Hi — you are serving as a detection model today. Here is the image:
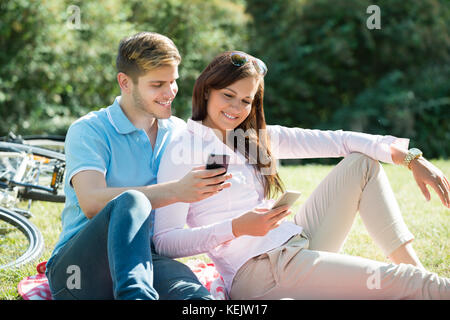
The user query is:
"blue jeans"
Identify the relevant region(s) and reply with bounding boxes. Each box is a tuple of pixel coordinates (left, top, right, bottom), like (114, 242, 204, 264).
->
(46, 190, 212, 300)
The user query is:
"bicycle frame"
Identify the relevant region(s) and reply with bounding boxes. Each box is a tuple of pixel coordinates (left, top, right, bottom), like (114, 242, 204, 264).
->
(0, 142, 66, 208)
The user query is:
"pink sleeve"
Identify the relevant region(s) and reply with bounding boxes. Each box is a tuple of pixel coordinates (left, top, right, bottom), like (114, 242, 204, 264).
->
(267, 125, 410, 164)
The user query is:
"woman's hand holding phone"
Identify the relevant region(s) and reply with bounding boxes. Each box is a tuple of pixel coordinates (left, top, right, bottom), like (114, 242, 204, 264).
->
(231, 191, 300, 237)
(231, 205, 292, 237)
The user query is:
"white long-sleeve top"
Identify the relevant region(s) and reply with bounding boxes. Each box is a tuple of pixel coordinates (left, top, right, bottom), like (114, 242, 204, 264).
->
(153, 119, 409, 292)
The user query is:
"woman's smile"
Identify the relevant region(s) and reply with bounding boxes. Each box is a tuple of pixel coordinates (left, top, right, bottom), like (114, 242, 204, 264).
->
(222, 111, 239, 120)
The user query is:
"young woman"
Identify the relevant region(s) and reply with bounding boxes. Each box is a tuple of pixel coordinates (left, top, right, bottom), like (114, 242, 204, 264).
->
(153, 51, 450, 299)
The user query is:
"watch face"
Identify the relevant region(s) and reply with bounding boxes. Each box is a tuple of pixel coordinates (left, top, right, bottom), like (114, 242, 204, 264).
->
(404, 148, 423, 168)
(410, 148, 422, 157)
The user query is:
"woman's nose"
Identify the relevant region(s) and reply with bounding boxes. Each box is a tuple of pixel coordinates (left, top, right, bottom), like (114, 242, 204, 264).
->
(230, 100, 245, 111)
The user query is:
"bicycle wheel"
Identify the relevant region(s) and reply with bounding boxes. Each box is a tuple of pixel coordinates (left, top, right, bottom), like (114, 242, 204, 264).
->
(0, 206, 44, 269)
(0, 142, 66, 203)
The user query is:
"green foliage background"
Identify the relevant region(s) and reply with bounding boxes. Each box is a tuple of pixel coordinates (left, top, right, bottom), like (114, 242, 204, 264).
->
(1, 0, 449, 158)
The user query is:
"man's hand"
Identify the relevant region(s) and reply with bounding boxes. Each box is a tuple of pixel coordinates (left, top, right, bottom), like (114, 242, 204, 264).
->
(174, 166, 232, 203)
(410, 157, 450, 208)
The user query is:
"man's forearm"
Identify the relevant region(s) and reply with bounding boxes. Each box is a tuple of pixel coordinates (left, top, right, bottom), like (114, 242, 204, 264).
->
(81, 181, 180, 219)
(142, 180, 180, 209)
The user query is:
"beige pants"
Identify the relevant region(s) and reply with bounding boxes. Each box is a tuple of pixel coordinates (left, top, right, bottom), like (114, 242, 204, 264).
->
(230, 153, 450, 300)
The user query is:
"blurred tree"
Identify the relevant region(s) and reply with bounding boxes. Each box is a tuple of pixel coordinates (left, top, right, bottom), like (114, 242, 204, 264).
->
(0, 0, 248, 134)
(246, 0, 450, 159)
(0, 0, 133, 134)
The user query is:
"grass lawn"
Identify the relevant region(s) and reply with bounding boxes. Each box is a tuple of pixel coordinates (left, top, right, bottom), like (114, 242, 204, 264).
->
(1, 160, 449, 299)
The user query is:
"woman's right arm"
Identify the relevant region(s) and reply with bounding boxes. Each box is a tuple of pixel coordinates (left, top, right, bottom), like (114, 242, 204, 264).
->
(153, 202, 235, 258)
(153, 135, 291, 258)
(154, 202, 292, 258)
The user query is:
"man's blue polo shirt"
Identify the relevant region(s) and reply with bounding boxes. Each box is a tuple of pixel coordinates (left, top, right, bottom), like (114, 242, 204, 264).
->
(48, 96, 186, 263)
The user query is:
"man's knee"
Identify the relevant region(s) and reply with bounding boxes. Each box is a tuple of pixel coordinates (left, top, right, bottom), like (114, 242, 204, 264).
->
(113, 190, 152, 219)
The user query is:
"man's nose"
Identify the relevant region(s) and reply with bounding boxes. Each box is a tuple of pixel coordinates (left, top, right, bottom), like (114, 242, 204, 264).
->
(167, 82, 178, 99)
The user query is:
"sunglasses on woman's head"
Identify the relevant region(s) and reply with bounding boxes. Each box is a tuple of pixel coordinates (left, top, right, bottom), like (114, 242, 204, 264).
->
(230, 52, 268, 77)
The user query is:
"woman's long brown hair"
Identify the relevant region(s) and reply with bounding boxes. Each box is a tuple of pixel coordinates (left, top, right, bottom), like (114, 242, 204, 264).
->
(192, 51, 284, 199)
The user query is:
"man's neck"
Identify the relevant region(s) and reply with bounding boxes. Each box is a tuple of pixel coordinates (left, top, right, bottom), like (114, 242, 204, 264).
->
(119, 95, 157, 134)
(118, 95, 158, 147)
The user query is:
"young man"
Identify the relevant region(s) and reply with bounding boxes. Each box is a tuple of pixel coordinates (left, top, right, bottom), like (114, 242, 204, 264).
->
(45, 32, 232, 300)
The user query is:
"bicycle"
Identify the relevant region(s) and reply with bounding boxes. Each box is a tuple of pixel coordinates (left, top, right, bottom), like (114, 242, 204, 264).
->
(0, 139, 66, 270)
(0, 132, 65, 153)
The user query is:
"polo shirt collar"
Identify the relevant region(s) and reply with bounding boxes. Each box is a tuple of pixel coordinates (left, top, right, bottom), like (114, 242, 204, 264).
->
(107, 97, 138, 134)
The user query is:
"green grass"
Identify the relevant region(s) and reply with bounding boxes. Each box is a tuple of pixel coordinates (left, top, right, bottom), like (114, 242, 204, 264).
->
(1, 160, 449, 299)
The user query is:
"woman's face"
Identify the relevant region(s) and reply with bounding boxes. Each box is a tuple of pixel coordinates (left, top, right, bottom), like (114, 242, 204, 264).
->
(203, 76, 260, 140)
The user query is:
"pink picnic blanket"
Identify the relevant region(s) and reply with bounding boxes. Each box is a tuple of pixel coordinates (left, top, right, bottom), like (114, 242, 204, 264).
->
(18, 260, 228, 300)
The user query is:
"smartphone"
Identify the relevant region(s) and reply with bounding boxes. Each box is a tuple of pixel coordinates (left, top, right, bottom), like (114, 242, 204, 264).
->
(271, 190, 302, 209)
(206, 154, 230, 176)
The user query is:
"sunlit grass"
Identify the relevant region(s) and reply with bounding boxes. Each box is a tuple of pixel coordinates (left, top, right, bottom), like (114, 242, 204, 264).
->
(0, 160, 448, 299)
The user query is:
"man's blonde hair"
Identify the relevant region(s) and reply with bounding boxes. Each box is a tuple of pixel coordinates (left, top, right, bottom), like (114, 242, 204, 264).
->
(116, 32, 181, 82)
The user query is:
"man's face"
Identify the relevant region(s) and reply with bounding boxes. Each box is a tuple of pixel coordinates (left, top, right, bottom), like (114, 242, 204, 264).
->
(131, 64, 179, 119)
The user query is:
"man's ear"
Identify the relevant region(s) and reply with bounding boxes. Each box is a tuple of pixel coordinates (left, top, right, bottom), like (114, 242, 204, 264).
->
(117, 72, 133, 94)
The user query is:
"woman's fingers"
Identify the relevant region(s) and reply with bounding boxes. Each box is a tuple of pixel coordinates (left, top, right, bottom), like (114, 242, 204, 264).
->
(442, 176, 450, 208)
(417, 180, 431, 201)
(443, 176, 450, 192)
(427, 178, 449, 208)
(265, 205, 289, 219)
(437, 178, 449, 208)
(444, 176, 450, 189)
(269, 209, 292, 229)
(411, 158, 450, 208)
(267, 206, 291, 223)
(254, 207, 270, 212)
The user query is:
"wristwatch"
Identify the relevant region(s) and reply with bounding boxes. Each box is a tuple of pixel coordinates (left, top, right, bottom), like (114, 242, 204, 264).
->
(403, 148, 423, 170)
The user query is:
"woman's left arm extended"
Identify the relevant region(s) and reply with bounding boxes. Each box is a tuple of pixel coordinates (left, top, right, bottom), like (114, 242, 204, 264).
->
(267, 125, 449, 208)
(390, 144, 449, 208)
(267, 125, 409, 164)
